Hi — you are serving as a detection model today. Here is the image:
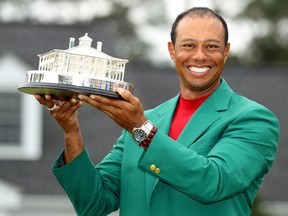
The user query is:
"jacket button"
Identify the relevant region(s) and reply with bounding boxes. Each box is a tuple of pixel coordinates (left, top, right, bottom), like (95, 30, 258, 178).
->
(150, 164, 156, 171)
(155, 168, 161, 174)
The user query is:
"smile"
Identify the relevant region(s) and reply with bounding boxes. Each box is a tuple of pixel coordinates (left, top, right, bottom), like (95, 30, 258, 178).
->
(188, 66, 211, 73)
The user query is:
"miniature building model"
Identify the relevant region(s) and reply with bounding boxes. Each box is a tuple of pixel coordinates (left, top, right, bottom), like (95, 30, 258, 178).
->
(38, 33, 128, 82)
(18, 33, 133, 99)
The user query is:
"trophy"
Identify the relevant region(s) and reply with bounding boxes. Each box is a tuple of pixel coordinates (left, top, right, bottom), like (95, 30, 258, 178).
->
(18, 33, 133, 99)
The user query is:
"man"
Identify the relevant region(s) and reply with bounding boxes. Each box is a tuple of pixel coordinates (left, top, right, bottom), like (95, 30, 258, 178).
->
(35, 7, 279, 216)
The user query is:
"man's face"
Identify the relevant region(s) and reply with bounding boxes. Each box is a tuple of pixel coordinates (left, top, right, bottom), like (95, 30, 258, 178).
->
(168, 16, 230, 99)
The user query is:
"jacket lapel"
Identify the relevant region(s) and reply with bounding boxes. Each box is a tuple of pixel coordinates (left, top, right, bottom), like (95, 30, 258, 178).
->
(177, 97, 221, 146)
(178, 79, 233, 146)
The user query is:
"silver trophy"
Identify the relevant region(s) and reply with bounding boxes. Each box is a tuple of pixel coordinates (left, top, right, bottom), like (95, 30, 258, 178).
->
(18, 33, 133, 99)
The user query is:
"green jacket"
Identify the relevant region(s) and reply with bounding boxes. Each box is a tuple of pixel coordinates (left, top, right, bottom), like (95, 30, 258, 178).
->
(52, 79, 279, 216)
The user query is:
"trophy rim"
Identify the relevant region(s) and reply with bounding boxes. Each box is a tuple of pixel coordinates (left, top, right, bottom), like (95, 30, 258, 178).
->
(18, 82, 124, 100)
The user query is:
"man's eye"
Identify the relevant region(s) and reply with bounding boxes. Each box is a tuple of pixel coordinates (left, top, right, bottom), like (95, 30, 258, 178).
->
(183, 44, 195, 48)
(207, 44, 219, 49)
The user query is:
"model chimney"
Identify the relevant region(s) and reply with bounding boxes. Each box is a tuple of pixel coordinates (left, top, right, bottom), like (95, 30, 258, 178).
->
(97, 41, 102, 52)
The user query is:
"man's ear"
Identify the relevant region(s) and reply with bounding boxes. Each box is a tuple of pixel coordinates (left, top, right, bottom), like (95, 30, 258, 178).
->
(224, 42, 230, 63)
(168, 42, 175, 62)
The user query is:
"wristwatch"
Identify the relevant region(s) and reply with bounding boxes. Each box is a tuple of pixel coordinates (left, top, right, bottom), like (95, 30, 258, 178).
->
(132, 120, 154, 143)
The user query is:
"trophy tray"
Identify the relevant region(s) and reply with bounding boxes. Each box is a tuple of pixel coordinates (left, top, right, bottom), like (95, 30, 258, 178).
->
(18, 82, 124, 100)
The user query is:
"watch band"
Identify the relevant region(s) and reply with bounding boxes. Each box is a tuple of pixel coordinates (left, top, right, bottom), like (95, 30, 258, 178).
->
(142, 120, 154, 132)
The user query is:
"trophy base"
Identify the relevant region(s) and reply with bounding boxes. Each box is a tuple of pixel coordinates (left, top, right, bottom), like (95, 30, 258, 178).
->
(18, 82, 123, 100)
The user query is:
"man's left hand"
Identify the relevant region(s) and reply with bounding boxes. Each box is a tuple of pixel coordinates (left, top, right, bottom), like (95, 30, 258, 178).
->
(78, 88, 147, 133)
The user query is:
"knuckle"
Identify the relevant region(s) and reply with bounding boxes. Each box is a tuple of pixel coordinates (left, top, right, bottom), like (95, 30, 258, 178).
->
(133, 98, 140, 106)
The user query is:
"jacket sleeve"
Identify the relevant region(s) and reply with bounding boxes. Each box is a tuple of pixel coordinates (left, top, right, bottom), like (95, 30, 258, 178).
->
(52, 130, 127, 216)
(138, 106, 279, 204)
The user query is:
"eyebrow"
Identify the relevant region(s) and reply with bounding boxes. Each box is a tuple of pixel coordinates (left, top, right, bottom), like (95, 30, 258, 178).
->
(179, 38, 222, 44)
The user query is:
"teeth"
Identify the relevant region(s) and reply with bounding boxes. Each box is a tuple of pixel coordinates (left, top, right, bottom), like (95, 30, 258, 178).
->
(189, 67, 210, 73)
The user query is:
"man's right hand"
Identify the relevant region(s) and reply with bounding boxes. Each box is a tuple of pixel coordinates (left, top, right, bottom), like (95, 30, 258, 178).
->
(34, 94, 83, 133)
(34, 94, 85, 164)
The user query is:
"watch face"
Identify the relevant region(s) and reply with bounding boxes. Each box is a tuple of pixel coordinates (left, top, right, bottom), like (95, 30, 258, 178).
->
(133, 129, 147, 142)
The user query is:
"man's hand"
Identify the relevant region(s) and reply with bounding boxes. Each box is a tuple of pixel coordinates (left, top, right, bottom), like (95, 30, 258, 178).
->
(34, 94, 84, 164)
(78, 88, 147, 133)
(34, 94, 83, 133)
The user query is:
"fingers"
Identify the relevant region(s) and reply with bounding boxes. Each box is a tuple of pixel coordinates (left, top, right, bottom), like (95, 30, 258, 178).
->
(47, 103, 60, 111)
(78, 88, 141, 114)
(35, 94, 54, 109)
(78, 89, 145, 132)
(57, 98, 83, 115)
(82, 88, 138, 110)
(78, 94, 115, 114)
(34, 95, 83, 134)
(34, 94, 83, 113)
(113, 88, 138, 105)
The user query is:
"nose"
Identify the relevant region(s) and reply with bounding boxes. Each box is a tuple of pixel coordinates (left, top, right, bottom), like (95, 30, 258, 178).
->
(192, 46, 207, 62)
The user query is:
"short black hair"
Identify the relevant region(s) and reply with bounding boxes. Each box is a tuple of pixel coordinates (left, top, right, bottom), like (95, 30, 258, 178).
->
(170, 7, 229, 46)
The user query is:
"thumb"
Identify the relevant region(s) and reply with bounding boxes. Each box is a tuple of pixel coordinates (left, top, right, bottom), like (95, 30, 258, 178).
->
(114, 88, 132, 101)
